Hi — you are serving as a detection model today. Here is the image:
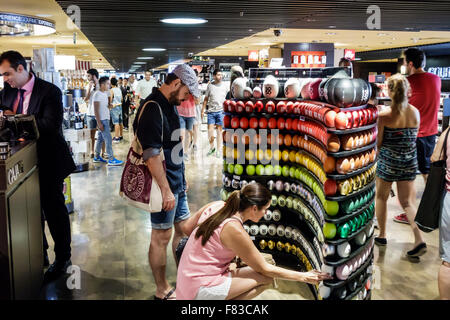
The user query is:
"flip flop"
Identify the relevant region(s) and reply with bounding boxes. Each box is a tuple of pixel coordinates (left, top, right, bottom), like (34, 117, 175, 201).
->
(154, 287, 176, 300)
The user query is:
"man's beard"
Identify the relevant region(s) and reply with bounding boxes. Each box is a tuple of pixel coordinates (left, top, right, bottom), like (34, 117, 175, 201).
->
(168, 87, 184, 105)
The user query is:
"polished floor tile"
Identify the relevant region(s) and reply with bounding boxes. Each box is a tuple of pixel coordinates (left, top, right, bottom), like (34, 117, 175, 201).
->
(41, 121, 443, 300)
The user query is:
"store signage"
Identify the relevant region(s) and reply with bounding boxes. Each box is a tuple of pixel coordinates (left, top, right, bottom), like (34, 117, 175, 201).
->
(291, 51, 326, 68)
(344, 49, 356, 61)
(248, 50, 259, 62)
(428, 67, 450, 80)
(0, 13, 55, 28)
(7, 161, 24, 186)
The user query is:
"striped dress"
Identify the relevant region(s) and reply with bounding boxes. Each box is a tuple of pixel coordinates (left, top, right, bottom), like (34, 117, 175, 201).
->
(376, 127, 418, 182)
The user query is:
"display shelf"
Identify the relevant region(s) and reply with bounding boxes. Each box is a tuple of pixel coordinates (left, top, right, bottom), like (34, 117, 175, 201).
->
(326, 123, 377, 135)
(283, 206, 324, 247)
(327, 141, 377, 158)
(345, 274, 371, 300)
(326, 180, 376, 202)
(323, 219, 373, 246)
(323, 255, 373, 289)
(326, 161, 376, 180)
(323, 235, 374, 266)
(324, 198, 374, 224)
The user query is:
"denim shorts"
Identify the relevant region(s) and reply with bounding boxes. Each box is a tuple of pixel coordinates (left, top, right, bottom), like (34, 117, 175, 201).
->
(151, 191, 190, 229)
(207, 111, 224, 126)
(416, 135, 436, 174)
(110, 106, 123, 125)
(86, 115, 97, 129)
(179, 116, 196, 131)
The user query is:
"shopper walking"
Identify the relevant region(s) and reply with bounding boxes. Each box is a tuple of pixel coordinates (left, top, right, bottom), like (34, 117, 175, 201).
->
(177, 93, 197, 161)
(136, 71, 158, 106)
(109, 77, 124, 143)
(92, 77, 123, 166)
(176, 183, 332, 300)
(133, 64, 200, 300)
(375, 74, 427, 258)
(202, 69, 228, 157)
(430, 127, 450, 299)
(0, 51, 76, 282)
(85, 68, 105, 158)
(121, 77, 131, 130)
(394, 48, 442, 224)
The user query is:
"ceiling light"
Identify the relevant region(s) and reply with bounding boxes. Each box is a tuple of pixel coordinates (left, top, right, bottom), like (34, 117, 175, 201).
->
(143, 48, 166, 52)
(134, 62, 146, 64)
(326, 32, 337, 36)
(329, 26, 336, 28)
(36, 14, 53, 18)
(249, 29, 253, 32)
(160, 18, 208, 24)
(377, 33, 389, 36)
(137, 57, 154, 60)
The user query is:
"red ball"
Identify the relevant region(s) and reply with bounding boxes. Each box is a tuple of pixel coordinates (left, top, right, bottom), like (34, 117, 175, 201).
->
(223, 100, 230, 112)
(240, 117, 249, 129)
(249, 117, 259, 129)
(358, 110, 364, 126)
(259, 117, 268, 129)
(335, 112, 348, 130)
(231, 117, 240, 129)
(286, 101, 295, 114)
(245, 101, 255, 113)
(277, 118, 286, 130)
(265, 101, 276, 114)
(324, 179, 337, 196)
(268, 118, 278, 129)
(352, 111, 360, 128)
(325, 110, 337, 128)
(292, 119, 299, 132)
(223, 115, 231, 128)
(277, 101, 286, 114)
(236, 101, 245, 113)
(255, 101, 264, 113)
(345, 112, 353, 129)
(285, 118, 293, 131)
(229, 101, 236, 113)
(293, 102, 301, 114)
(309, 78, 323, 101)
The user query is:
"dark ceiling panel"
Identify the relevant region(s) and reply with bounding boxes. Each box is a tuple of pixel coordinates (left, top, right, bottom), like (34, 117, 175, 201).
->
(55, 0, 450, 72)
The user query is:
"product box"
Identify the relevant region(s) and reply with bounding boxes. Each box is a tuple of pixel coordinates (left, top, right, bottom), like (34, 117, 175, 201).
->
(71, 140, 91, 154)
(64, 129, 84, 142)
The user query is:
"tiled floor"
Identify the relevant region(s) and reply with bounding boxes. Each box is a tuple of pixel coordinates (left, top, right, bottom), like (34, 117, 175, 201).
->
(41, 121, 443, 300)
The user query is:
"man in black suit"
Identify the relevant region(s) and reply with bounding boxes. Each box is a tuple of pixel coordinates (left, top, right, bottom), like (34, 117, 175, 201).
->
(0, 51, 76, 282)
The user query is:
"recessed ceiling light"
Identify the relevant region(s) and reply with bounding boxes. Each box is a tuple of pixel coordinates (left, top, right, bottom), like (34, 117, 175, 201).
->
(329, 25, 336, 28)
(134, 62, 146, 64)
(160, 18, 208, 24)
(377, 33, 389, 36)
(326, 32, 337, 35)
(137, 57, 154, 60)
(249, 29, 253, 32)
(143, 48, 166, 52)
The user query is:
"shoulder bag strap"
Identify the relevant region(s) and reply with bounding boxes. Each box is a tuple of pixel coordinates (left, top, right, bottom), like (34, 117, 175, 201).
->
(134, 100, 164, 155)
(440, 128, 450, 164)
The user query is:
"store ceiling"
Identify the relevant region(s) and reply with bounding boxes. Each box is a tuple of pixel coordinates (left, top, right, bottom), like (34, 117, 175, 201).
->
(53, 0, 450, 72)
(0, 0, 113, 70)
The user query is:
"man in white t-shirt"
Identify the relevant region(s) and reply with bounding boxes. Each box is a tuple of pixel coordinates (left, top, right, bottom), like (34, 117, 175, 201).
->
(85, 68, 104, 157)
(92, 77, 123, 166)
(136, 71, 158, 105)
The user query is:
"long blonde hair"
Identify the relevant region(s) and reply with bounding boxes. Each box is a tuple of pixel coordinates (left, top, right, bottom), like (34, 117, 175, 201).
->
(387, 73, 410, 113)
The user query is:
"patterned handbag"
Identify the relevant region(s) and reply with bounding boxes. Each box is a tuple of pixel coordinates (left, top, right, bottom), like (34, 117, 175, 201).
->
(119, 100, 165, 213)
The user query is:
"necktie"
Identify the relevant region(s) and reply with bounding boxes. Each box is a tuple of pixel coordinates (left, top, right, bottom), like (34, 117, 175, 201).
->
(16, 89, 26, 114)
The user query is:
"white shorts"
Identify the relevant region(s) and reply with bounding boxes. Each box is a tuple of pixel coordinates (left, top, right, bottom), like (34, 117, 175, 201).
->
(194, 273, 232, 300)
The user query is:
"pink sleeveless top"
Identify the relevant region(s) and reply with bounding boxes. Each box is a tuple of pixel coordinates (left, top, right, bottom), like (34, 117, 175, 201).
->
(446, 134, 450, 192)
(176, 201, 243, 300)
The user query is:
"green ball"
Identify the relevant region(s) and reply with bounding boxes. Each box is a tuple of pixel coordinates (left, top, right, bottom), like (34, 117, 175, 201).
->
(361, 212, 368, 225)
(282, 165, 290, 177)
(246, 165, 256, 176)
(223, 162, 228, 172)
(234, 164, 244, 176)
(271, 195, 278, 207)
(278, 195, 287, 207)
(295, 168, 302, 180)
(325, 200, 339, 216)
(256, 165, 265, 176)
(265, 164, 274, 176)
(355, 216, 362, 229)
(323, 223, 337, 240)
(274, 165, 282, 176)
(227, 164, 235, 175)
(348, 219, 357, 233)
(288, 167, 295, 178)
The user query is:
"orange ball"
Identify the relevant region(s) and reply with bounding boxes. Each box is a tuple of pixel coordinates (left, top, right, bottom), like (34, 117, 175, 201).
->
(292, 135, 299, 148)
(284, 134, 292, 147)
(327, 134, 341, 152)
(324, 156, 336, 173)
(335, 112, 348, 130)
(336, 158, 350, 174)
(325, 110, 337, 127)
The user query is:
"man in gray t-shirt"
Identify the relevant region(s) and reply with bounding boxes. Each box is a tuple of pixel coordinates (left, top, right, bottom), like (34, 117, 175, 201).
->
(201, 70, 229, 157)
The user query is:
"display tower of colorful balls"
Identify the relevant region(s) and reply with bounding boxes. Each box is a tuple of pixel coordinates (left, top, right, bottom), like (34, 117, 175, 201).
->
(221, 72, 378, 300)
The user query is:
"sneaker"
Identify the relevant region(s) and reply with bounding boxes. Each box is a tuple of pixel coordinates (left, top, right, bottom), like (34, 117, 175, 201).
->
(207, 147, 216, 157)
(119, 136, 124, 141)
(108, 158, 124, 166)
(93, 156, 107, 163)
(393, 213, 410, 224)
(102, 153, 110, 159)
(113, 138, 120, 144)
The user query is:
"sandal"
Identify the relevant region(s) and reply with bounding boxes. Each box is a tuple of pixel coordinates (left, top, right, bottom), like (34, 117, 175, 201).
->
(154, 287, 176, 300)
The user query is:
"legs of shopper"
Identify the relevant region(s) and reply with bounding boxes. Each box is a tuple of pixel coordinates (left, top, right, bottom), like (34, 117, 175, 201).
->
(396, 180, 424, 247)
(40, 177, 71, 262)
(375, 178, 393, 239)
(208, 124, 216, 150)
(114, 124, 121, 139)
(149, 228, 175, 298)
(192, 123, 198, 148)
(101, 120, 114, 159)
(172, 222, 186, 266)
(90, 129, 96, 156)
(226, 266, 273, 300)
(216, 125, 223, 154)
(94, 128, 104, 158)
(439, 261, 450, 300)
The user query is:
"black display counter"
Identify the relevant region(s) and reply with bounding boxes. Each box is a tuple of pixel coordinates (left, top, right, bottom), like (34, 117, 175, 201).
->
(0, 141, 42, 300)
